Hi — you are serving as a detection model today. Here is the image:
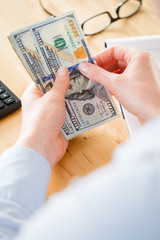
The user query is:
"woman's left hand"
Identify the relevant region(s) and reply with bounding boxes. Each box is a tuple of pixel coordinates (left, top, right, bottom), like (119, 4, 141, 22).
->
(16, 67, 69, 168)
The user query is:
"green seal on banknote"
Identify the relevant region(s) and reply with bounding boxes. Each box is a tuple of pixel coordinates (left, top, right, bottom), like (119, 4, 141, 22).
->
(54, 37, 66, 49)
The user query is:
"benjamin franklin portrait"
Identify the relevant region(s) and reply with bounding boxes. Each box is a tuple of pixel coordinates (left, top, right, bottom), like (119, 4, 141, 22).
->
(65, 69, 110, 102)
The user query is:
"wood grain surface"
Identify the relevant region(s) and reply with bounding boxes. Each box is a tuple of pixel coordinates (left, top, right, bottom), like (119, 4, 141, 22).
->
(0, 0, 160, 196)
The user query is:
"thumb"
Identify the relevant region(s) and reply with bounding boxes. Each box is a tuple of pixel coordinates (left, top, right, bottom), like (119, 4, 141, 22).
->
(79, 62, 117, 93)
(52, 67, 70, 96)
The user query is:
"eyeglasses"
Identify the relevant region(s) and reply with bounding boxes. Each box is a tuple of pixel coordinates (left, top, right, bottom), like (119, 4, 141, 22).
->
(39, 0, 142, 36)
(82, 0, 142, 36)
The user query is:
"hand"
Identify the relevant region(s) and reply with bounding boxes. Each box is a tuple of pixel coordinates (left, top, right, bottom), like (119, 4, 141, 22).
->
(79, 46, 160, 124)
(15, 67, 69, 168)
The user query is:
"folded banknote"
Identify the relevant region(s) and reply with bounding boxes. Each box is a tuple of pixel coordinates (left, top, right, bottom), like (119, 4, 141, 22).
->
(8, 11, 119, 139)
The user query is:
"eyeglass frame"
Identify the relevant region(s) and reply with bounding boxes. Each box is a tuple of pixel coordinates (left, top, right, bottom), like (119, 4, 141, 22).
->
(81, 0, 142, 36)
(39, 0, 142, 36)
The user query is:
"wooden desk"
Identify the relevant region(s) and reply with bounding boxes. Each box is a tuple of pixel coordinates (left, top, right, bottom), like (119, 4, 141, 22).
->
(0, 0, 160, 195)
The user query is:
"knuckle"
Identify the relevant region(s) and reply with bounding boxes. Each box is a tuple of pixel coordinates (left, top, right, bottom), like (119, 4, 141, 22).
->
(91, 64, 102, 79)
(57, 74, 69, 84)
(108, 74, 117, 91)
(52, 91, 65, 102)
(130, 50, 153, 68)
(94, 65, 101, 76)
(136, 50, 151, 61)
(96, 65, 102, 75)
(53, 81, 67, 94)
(58, 77, 67, 85)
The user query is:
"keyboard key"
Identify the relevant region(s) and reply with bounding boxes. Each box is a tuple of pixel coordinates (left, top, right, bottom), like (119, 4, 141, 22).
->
(4, 96, 15, 105)
(0, 87, 5, 94)
(0, 101, 5, 109)
(0, 92, 9, 99)
(0, 80, 21, 119)
(0, 92, 10, 100)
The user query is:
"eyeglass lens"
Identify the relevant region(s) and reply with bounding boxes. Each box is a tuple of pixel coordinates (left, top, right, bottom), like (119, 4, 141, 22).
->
(118, 0, 141, 18)
(83, 13, 112, 36)
(83, 0, 141, 35)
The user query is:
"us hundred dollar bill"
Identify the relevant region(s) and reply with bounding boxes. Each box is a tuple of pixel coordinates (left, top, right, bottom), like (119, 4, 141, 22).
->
(30, 12, 119, 139)
(9, 11, 119, 140)
(64, 63, 119, 139)
(30, 12, 92, 77)
(8, 20, 54, 93)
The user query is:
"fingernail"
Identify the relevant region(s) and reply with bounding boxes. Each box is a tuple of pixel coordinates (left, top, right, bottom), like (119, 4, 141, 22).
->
(57, 67, 67, 76)
(79, 63, 89, 74)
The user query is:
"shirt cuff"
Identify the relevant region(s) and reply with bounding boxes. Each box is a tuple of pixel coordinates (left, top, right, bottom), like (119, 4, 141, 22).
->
(0, 146, 51, 213)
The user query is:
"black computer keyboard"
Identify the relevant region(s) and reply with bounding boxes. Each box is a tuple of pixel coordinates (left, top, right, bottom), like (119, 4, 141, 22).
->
(0, 80, 21, 119)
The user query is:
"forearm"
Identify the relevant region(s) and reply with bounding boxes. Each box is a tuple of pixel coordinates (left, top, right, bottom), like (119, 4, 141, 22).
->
(0, 146, 51, 239)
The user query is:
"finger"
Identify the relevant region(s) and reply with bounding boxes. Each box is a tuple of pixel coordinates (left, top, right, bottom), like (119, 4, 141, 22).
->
(95, 45, 138, 67)
(100, 60, 126, 72)
(30, 83, 43, 97)
(79, 62, 118, 93)
(50, 67, 69, 97)
(21, 82, 42, 103)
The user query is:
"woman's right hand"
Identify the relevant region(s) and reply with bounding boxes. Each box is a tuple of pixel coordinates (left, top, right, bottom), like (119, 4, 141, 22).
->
(79, 46, 160, 124)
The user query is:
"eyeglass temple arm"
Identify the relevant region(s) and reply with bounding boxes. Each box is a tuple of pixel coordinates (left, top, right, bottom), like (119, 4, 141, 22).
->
(39, 0, 56, 17)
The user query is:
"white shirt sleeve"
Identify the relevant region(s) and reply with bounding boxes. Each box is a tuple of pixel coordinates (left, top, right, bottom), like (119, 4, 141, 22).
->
(0, 147, 51, 239)
(0, 116, 160, 240)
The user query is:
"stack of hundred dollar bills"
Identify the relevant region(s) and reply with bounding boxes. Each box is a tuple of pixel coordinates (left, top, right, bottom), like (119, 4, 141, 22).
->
(8, 11, 119, 140)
